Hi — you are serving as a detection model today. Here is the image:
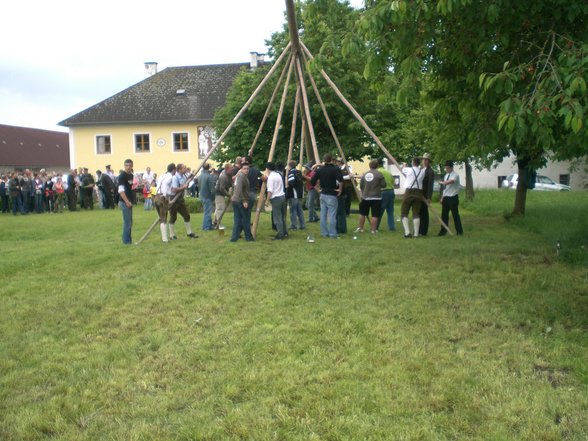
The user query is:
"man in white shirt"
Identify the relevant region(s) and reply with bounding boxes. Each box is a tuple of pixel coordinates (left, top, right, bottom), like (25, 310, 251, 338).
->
(400, 157, 425, 238)
(438, 160, 463, 236)
(154, 163, 176, 242)
(265, 162, 287, 240)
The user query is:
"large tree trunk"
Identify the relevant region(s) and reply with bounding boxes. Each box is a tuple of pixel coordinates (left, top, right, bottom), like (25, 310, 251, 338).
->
(512, 161, 528, 216)
(464, 160, 475, 201)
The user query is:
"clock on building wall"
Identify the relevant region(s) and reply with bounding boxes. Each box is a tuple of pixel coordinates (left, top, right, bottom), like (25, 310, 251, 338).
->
(157, 138, 166, 147)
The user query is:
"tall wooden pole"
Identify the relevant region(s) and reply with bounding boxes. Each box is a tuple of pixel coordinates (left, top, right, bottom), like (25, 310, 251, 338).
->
(302, 51, 362, 202)
(300, 42, 403, 173)
(248, 52, 293, 158)
(252, 56, 295, 238)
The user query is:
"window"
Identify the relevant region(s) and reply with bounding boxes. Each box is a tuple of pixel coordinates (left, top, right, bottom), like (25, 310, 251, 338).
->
(135, 134, 150, 152)
(173, 132, 189, 151)
(96, 135, 111, 154)
(559, 174, 570, 186)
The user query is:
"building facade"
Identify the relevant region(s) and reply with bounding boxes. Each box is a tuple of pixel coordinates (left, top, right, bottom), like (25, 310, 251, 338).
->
(59, 61, 255, 176)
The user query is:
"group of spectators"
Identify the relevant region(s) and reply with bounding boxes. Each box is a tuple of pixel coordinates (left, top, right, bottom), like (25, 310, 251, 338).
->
(0, 165, 134, 215)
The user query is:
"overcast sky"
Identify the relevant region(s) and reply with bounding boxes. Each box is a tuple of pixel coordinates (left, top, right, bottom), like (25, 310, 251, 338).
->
(0, 0, 362, 133)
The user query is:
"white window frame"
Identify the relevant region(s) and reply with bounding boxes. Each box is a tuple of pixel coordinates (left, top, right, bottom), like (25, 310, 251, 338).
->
(95, 134, 112, 155)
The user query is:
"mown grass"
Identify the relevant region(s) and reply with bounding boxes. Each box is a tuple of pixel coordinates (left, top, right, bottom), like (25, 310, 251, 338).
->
(1, 190, 587, 441)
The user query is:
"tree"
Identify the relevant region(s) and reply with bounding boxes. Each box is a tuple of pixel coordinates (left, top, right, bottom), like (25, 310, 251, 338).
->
(352, 0, 588, 215)
(213, 0, 400, 167)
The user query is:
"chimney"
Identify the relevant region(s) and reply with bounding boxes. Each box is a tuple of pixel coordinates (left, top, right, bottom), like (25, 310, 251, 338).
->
(249, 52, 266, 69)
(144, 62, 158, 76)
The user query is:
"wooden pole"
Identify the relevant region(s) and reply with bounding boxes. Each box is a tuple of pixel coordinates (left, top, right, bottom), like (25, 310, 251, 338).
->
(302, 51, 362, 202)
(295, 56, 321, 163)
(252, 55, 295, 238)
(248, 52, 293, 157)
(300, 42, 452, 236)
(422, 197, 453, 235)
(286, 88, 300, 165)
(136, 43, 291, 244)
(300, 42, 403, 173)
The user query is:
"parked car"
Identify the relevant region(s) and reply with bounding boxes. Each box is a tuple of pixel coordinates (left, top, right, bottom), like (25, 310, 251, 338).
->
(502, 174, 571, 191)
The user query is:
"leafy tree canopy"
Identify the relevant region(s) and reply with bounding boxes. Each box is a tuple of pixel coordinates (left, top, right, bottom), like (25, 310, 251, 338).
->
(350, 0, 588, 170)
(213, 0, 404, 167)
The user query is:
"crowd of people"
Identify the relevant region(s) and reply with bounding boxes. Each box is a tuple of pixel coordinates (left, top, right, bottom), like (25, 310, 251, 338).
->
(0, 164, 152, 216)
(2, 153, 463, 243)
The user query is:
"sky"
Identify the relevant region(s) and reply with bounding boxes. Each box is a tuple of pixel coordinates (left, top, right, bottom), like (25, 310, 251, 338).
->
(0, 0, 362, 133)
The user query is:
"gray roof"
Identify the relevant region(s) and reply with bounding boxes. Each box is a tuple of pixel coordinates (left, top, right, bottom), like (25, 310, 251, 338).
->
(59, 63, 249, 127)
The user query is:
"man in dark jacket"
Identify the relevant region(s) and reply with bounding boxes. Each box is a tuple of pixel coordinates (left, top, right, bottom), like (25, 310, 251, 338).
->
(286, 160, 305, 231)
(419, 153, 435, 236)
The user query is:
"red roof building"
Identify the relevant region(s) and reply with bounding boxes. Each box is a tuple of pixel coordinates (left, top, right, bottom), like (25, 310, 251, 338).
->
(0, 124, 69, 172)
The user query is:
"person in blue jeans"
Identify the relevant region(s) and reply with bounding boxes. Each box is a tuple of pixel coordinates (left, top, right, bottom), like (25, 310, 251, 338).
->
(117, 159, 135, 244)
(198, 163, 215, 231)
(310, 154, 344, 238)
(230, 164, 254, 242)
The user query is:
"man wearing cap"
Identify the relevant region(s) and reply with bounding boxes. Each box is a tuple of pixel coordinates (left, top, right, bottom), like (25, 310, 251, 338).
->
(419, 153, 435, 236)
(438, 160, 464, 236)
(265, 162, 287, 240)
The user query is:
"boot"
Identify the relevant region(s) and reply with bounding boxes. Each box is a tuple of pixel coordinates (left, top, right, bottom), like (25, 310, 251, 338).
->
(185, 221, 198, 238)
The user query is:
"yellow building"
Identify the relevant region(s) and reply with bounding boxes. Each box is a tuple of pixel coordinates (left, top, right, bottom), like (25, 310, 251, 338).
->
(59, 61, 254, 177)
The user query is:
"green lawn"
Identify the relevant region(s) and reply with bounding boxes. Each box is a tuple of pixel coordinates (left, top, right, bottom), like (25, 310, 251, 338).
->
(1, 191, 587, 440)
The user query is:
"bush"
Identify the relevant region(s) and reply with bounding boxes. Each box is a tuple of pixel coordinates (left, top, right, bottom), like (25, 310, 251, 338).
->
(185, 197, 203, 213)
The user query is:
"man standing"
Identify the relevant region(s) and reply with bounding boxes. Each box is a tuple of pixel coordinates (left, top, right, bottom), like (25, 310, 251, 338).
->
(302, 161, 318, 222)
(169, 163, 198, 240)
(438, 160, 464, 236)
(310, 153, 344, 239)
(400, 157, 425, 238)
(286, 160, 305, 231)
(355, 159, 386, 234)
(80, 167, 95, 209)
(0, 175, 8, 213)
(376, 158, 396, 231)
(230, 164, 254, 242)
(214, 163, 233, 226)
(265, 162, 287, 240)
(419, 153, 435, 236)
(198, 163, 215, 231)
(117, 159, 135, 245)
(66, 169, 78, 212)
(243, 156, 262, 209)
(154, 163, 176, 243)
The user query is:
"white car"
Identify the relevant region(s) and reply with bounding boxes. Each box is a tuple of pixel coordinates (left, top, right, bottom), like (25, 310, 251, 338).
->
(502, 174, 571, 191)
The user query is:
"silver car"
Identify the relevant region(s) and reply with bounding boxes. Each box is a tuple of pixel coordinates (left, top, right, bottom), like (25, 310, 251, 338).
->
(502, 174, 571, 191)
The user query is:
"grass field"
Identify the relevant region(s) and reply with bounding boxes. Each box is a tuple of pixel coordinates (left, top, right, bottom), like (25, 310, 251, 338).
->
(1, 190, 587, 440)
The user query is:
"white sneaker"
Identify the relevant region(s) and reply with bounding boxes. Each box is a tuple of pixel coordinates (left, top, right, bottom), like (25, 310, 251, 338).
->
(354, 228, 364, 233)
